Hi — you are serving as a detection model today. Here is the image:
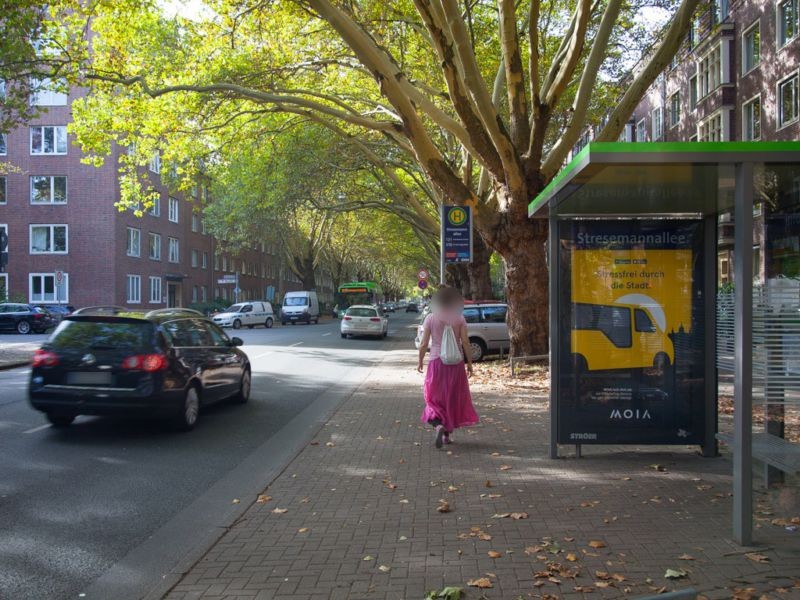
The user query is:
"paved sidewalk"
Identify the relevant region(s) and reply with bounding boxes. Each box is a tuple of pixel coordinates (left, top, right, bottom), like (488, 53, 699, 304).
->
(165, 348, 800, 600)
(0, 341, 38, 369)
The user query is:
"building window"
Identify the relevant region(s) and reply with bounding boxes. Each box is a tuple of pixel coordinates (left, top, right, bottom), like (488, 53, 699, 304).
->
(191, 249, 199, 268)
(149, 152, 161, 174)
(0, 133, 6, 155)
(148, 232, 161, 260)
(201, 286, 207, 302)
(742, 22, 760, 74)
(30, 126, 67, 155)
(0, 273, 7, 301)
(191, 213, 199, 232)
(222, 255, 228, 272)
(29, 77, 68, 106)
(713, 0, 729, 24)
(698, 43, 722, 99)
(651, 107, 664, 140)
(149, 276, 162, 303)
(201, 219, 207, 235)
(30, 273, 68, 302)
(168, 237, 180, 263)
(126, 275, 141, 304)
(149, 197, 160, 217)
(202, 252, 208, 269)
(30, 224, 67, 254)
(698, 111, 725, 141)
(192, 285, 199, 303)
(635, 118, 647, 142)
(778, 0, 799, 48)
(126, 227, 141, 257)
(689, 75, 698, 110)
(778, 73, 799, 128)
(668, 92, 681, 127)
(742, 95, 761, 141)
(30, 176, 67, 204)
(168, 197, 179, 223)
(0, 177, 6, 204)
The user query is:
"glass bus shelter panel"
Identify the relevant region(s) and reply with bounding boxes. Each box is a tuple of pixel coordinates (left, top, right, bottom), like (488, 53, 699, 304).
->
(759, 163, 800, 279)
(548, 163, 722, 217)
(555, 219, 708, 445)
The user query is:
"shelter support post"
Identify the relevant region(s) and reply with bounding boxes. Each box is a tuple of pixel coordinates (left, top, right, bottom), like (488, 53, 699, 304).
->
(733, 162, 754, 545)
(703, 215, 718, 457)
(549, 216, 559, 459)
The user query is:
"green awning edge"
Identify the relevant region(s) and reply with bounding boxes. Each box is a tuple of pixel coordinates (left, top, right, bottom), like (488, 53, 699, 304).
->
(528, 141, 800, 217)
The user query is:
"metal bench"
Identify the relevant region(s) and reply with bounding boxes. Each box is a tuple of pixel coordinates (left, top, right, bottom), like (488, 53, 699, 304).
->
(717, 432, 800, 476)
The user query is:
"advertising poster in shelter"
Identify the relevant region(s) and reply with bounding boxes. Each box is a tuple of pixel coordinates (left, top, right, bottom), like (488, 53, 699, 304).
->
(557, 220, 706, 445)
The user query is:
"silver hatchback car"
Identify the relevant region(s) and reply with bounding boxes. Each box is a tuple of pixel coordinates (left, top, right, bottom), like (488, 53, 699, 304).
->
(415, 302, 510, 361)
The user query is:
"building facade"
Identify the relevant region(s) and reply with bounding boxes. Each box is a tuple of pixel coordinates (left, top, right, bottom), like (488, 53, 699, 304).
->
(0, 83, 304, 309)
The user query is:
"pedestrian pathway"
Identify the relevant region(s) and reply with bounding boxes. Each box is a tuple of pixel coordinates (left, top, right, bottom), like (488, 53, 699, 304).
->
(164, 348, 799, 600)
(0, 340, 38, 369)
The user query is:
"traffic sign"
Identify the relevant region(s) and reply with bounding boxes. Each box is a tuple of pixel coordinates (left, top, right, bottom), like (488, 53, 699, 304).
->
(441, 205, 472, 264)
(418, 279, 428, 290)
(418, 268, 429, 280)
(220, 274, 237, 282)
(233, 287, 242, 295)
(217, 278, 234, 284)
(55, 270, 64, 285)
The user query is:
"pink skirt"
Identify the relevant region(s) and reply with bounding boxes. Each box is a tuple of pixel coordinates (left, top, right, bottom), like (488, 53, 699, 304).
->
(420, 358, 479, 432)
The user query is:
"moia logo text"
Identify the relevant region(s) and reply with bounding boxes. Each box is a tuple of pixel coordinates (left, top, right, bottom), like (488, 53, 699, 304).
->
(610, 409, 652, 420)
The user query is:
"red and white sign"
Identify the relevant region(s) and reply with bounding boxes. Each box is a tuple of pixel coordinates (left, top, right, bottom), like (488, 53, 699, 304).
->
(418, 269, 429, 280)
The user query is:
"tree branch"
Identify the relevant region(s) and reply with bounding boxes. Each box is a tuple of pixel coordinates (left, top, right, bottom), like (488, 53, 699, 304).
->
(541, 0, 592, 108)
(498, 0, 530, 149)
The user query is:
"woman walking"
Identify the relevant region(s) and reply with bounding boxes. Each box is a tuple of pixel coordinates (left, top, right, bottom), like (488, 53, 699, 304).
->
(416, 287, 479, 448)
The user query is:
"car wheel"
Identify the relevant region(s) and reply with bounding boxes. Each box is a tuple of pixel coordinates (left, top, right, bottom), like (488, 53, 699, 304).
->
(232, 319, 242, 330)
(247, 324, 254, 329)
(468, 338, 486, 362)
(46, 413, 75, 428)
(174, 386, 200, 431)
(233, 369, 251, 404)
(16, 320, 31, 335)
(383, 329, 388, 338)
(265, 318, 273, 329)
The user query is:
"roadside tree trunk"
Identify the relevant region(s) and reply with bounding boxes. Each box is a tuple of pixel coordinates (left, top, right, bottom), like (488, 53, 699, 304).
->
(468, 234, 493, 300)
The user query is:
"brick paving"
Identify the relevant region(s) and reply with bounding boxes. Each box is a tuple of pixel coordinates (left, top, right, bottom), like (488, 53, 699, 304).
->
(165, 348, 800, 600)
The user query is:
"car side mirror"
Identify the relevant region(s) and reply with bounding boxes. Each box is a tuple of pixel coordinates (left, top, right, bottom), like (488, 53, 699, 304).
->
(230, 337, 243, 347)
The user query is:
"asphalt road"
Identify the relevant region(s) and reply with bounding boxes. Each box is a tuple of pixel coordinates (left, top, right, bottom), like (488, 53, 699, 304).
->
(0, 312, 421, 600)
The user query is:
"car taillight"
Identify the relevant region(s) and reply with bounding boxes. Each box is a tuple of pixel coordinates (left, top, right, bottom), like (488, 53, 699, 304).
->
(343, 316, 352, 320)
(32, 349, 59, 367)
(33, 313, 43, 320)
(370, 317, 381, 322)
(122, 354, 168, 372)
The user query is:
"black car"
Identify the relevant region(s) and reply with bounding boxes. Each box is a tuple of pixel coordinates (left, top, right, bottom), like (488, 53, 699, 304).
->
(29, 308, 251, 431)
(405, 302, 419, 313)
(35, 304, 76, 322)
(0, 303, 57, 334)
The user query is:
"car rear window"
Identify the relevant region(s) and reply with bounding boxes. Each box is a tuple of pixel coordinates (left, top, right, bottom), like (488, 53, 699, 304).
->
(347, 308, 377, 317)
(284, 297, 308, 306)
(49, 319, 154, 350)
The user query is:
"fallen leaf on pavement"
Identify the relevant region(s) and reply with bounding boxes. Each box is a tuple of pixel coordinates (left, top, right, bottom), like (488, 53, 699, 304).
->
(325, 442, 335, 447)
(511, 512, 529, 520)
(272, 508, 288, 514)
(745, 552, 770, 563)
(492, 513, 511, 519)
(309, 441, 319, 445)
(487, 551, 502, 558)
(574, 585, 595, 592)
(256, 495, 272, 503)
(466, 578, 493, 589)
(231, 498, 240, 504)
(678, 554, 695, 561)
(424, 587, 463, 600)
(649, 464, 667, 472)
(664, 568, 688, 579)
(499, 465, 512, 471)
(378, 565, 391, 572)
(298, 527, 309, 533)
(437, 499, 452, 513)
(447, 485, 459, 493)
(485, 480, 493, 487)
(588, 540, 607, 549)
(399, 499, 410, 504)
(566, 553, 578, 562)
(595, 581, 611, 588)
(363, 555, 374, 561)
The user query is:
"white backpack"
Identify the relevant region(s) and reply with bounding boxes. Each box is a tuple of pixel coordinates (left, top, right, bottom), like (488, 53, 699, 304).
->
(439, 319, 462, 365)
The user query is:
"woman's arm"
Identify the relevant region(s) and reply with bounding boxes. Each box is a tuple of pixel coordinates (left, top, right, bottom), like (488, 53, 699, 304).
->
(417, 329, 431, 373)
(460, 325, 474, 377)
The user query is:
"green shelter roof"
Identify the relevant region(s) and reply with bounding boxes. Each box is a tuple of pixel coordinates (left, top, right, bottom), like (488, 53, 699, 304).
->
(528, 141, 800, 218)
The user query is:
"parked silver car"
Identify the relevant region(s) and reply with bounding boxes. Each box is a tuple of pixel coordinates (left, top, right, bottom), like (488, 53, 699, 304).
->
(415, 302, 510, 361)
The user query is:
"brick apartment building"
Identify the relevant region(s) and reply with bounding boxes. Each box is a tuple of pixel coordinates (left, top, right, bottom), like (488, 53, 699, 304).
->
(572, 0, 800, 283)
(0, 83, 310, 310)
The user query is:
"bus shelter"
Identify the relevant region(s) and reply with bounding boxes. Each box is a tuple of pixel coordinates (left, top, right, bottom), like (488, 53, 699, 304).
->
(528, 142, 800, 544)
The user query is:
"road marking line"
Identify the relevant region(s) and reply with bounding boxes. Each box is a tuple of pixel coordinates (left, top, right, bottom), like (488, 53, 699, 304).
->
(254, 351, 274, 359)
(322, 332, 331, 336)
(289, 342, 304, 347)
(23, 424, 51, 434)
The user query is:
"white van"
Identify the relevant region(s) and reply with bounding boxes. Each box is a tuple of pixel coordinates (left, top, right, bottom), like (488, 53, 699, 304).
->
(281, 291, 320, 325)
(212, 301, 275, 329)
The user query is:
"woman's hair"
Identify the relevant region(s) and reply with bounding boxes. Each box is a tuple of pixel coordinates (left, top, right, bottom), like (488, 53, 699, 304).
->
(434, 286, 463, 309)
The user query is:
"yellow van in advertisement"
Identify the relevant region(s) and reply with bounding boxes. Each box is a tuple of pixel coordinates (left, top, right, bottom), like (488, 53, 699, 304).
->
(571, 302, 674, 371)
